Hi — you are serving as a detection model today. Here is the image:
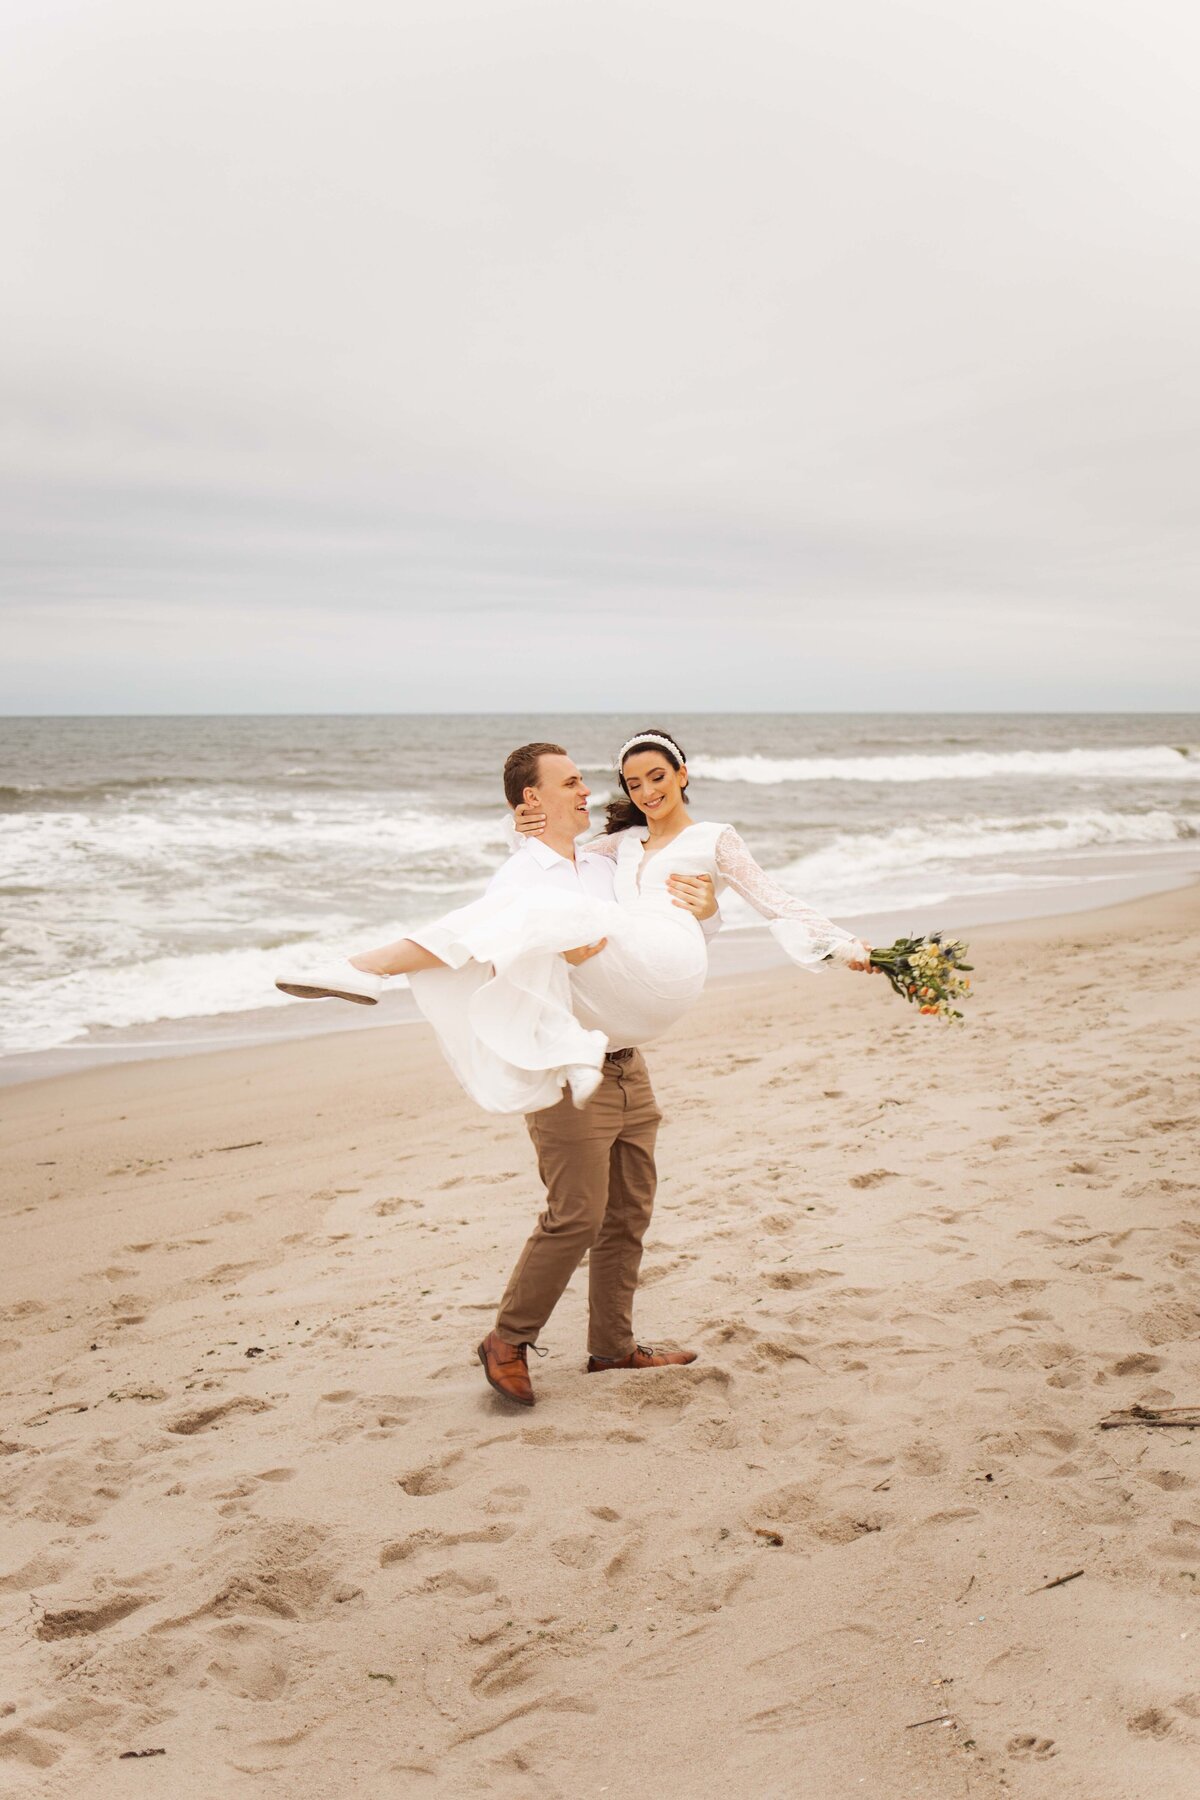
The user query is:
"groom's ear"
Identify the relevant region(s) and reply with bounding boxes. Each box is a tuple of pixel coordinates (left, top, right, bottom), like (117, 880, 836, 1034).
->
(521, 785, 540, 808)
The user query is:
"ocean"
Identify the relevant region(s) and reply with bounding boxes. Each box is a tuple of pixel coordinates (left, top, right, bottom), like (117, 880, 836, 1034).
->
(2, 712, 1198, 1077)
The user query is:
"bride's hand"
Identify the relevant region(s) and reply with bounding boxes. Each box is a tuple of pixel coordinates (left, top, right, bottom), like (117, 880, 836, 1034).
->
(667, 874, 718, 920)
(847, 941, 880, 972)
(562, 939, 607, 966)
(514, 801, 546, 836)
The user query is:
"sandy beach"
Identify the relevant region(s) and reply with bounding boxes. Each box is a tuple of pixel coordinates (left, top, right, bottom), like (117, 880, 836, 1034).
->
(2, 882, 1199, 1798)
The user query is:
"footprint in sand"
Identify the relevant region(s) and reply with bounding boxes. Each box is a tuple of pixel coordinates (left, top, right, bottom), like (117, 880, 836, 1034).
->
(1149, 1519, 1200, 1562)
(204, 1620, 292, 1701)
(469, 1627, 574, 1699)
(638, 1253, 696, 1287)
(0, 1552, 72, 1593)
(183, 1521, 361, 1624)
(29, 1697, 123, 1736)
(1111, 1352, 1164, 1377)
(748, 1335, 817, 1372)
(199, 1259, 263, 1287)
(690, 1413, 741, 1449)
(752, 1483, 892, 1555)
(418, 1568, 497, 1596)
(107, 1382, 168, 1405)
(398, 1450, 465, 1496)
(744, 1680, 852, 1733)
(1134, 1301, 1200, 1347)
(318, 1391, 421, 1441)
(380, 1524, 515, 1566)
(36, 1593, 151, 1640)
(899, 1439, 947, 1477)
(762, 1267, 842, 1290)
(484, 1483, 530, 1516)
(167, 1396, 272, 1436)
(0, 1300, 47, 1324)
(1127, 1709, 1174, 1738)
(1007, 1734, 1058, 1760)
(550, 1534, 600, 1569)
(659, 1556, 753, 1616)
(606, 1365, 731, 1415)
(0, 1728, 61, 1769)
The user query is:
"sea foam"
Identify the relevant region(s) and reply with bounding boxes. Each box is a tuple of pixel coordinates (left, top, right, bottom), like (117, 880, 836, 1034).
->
(688, 745, 1200, 784)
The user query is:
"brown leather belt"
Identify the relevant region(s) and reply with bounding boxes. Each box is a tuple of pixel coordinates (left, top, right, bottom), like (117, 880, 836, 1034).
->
(605, 1047, 635, 1063)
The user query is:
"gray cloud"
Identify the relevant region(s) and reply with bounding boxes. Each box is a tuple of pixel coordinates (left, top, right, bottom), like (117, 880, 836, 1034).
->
(2, 0, 1198, 711)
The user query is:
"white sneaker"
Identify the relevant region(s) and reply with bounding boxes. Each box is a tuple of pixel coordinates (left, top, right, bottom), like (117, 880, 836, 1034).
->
(275, 963, 384, 1005)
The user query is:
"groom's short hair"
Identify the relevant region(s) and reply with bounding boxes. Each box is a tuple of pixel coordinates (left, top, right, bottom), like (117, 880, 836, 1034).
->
(503, 742, 567, 809)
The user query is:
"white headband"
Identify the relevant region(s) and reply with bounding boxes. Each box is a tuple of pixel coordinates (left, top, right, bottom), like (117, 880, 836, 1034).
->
(617, 731, 685, 766)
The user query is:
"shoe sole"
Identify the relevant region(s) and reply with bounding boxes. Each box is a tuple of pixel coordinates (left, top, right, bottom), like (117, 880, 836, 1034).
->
(476, 1342, 535, 1406)
(587, 1353, 699, 1373)
(275, 982, 378, 1005)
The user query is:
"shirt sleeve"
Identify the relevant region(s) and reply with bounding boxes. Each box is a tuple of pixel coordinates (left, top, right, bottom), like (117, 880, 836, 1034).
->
(714, 825, 866, 971)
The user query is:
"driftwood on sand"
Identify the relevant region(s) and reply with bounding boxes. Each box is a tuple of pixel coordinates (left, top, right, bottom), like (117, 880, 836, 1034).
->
(1098, 1405, 1200, 1430)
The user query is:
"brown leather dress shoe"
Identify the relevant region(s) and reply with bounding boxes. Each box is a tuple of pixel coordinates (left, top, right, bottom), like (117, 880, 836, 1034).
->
(477, 1330, 536, 1406)
(586, 1344, 699, 1372)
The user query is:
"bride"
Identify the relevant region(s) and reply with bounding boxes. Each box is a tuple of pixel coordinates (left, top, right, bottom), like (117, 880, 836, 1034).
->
(276, 729, 877, 1112)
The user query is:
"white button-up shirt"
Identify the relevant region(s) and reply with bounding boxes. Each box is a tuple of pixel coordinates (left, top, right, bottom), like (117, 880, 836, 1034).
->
(486, 835, 619, 903)
(486, 833, 720, 938)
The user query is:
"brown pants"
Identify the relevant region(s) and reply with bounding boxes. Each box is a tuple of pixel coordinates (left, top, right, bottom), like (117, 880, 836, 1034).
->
(494, 1050, 660, 1359)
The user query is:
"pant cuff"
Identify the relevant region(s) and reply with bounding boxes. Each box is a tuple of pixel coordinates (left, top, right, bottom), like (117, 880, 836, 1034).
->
(493, 1324, 537, 1349)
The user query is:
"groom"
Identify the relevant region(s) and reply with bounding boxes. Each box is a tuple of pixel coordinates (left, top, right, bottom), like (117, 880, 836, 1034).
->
(477, 742, 718, 1406)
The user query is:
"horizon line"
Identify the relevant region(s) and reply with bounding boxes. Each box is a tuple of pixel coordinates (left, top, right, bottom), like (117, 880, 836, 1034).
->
(3, 707, 1199, 722)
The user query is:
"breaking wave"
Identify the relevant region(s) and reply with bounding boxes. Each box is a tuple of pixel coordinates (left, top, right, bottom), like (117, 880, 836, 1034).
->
(688, 746, 1200, 785)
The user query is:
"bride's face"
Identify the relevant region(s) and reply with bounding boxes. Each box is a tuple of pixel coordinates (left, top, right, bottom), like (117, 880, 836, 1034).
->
(622, 751, 687, 823)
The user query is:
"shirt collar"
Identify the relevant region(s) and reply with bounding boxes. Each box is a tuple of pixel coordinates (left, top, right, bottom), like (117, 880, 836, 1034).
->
(523, 836, 576, 870)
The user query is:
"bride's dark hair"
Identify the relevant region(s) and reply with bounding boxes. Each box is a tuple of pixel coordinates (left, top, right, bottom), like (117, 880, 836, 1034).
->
(604, 728, 689, 834)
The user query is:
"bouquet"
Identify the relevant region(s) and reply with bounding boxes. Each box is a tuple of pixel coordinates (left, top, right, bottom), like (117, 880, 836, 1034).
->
(865, 932, 973, 1021)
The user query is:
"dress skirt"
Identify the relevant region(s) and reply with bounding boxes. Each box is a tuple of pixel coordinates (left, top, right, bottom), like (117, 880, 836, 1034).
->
(407, 886, 707, 1114)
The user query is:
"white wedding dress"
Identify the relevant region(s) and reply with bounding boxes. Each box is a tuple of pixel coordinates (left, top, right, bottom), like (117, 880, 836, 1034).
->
(406, 821, 865, 1115)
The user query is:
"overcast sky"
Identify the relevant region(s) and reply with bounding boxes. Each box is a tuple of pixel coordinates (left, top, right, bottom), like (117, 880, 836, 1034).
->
(2, 0, 1198, 713)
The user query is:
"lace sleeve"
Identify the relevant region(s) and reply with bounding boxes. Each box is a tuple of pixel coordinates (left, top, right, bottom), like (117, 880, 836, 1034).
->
(583, 831, 624, 860)
(714, 826, 867, 972)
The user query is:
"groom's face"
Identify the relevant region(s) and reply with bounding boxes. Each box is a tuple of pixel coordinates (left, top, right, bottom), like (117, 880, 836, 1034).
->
(527, 753, 591, 838)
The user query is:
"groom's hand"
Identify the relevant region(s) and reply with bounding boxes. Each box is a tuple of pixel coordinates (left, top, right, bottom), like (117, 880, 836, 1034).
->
(563, 938, 607, 965)
(514, 801, 546, 836)
(667, 873, 718, 920)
